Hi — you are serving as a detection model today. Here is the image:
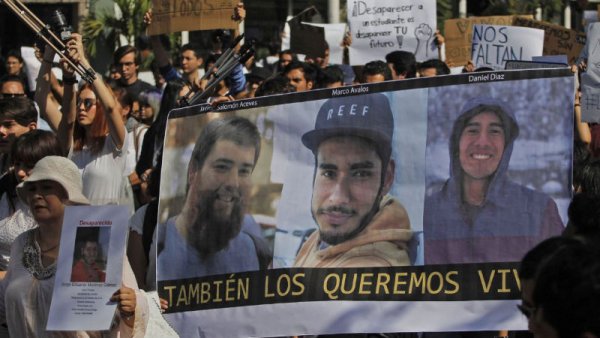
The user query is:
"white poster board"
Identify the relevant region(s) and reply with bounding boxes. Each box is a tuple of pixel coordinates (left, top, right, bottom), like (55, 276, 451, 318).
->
(581, 22, 600, 122)
(47, 206, 129, 331)
(347, 0, 437, 65)
(471, 24, 544, 70)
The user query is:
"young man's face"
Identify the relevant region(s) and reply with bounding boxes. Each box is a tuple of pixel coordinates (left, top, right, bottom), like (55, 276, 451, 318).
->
(279, 53, 293, 68)
(6, 56, 23, 76)
(312, 136, 392, 244)
(188, 139, 256, 222)
(286, 68, 312, 92)
(181, 50, 203, 76)
(117, 52, 138, 84)
(459, 111, 505, 181)
(82, 241, 99, 265)
(0, 116, 35, 153)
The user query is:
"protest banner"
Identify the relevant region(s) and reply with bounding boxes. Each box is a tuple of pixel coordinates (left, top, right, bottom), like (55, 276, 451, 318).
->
(471, 24, 544, 70)
(47, 206, 129, 331)
(512, 17, 586, 65)
(148, 0, 238, 35)
(580, 22, 600, 122)
(444, 15, 532, 67)
(346, 0, 436, 65)
(156, 68, 573, 337)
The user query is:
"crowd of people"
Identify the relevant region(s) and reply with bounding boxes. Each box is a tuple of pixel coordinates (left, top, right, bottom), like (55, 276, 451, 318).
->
(0, 2, 598, 338)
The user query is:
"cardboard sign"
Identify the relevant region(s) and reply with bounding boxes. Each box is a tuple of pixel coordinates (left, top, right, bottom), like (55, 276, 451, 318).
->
(346, 0, 437, 64)
(512, 17, 586, 65)
(148, 0, 238, 35)
(472, 24, 544, 70)
(445, 15, 532, 66)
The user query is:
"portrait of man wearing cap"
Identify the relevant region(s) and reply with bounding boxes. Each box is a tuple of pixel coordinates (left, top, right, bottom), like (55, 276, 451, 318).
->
(423, 97, 564, 265)
(293, 93, 413, 268)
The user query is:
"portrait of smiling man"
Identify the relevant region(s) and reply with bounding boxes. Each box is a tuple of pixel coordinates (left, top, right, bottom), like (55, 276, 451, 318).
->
(294, 93, 413, 268)
(423, 97, 564, 265)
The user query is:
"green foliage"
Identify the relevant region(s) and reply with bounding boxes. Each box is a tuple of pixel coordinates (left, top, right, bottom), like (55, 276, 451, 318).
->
(82, 0, 151, 57)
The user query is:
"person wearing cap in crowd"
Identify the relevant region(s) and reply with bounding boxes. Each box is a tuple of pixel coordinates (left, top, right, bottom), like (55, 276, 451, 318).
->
(294, 93, 412, 268)
(423, 97, 564, 265)
(0, 156, 148, 337)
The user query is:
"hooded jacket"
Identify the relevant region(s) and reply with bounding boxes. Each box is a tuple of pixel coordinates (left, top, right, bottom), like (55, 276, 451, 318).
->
(294, 195, 412, 268)
(424, 98, 564, 265)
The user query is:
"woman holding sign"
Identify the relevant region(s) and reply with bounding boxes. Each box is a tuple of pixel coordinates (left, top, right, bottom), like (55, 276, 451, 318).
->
(0, 156, 147, 337)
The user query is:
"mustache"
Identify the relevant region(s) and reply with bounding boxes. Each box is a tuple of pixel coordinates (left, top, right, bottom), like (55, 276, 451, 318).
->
(316, 205, 357, 216)
(214, 185, 241, 203)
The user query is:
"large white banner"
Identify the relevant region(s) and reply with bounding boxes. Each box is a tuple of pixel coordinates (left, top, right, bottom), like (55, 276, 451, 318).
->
(472, 24, 544, 70)
(156, 68, 573, 337)
(347, 0, 437, 64)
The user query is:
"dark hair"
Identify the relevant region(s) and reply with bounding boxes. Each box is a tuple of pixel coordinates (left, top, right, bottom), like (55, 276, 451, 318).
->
(418, 59, 450, 76)
(0, 97, 37, 126)
(567, 193, 600, 241)
(1, 75, 26, 91)
(188, 116, 261, 176)
(320, 65, 344, 87)
(255, 75, 295, 97)
(519, 236, 582, 279)
(579, 159, 600, 196)
(135, 79, 187, 176)
(7, 129, 64, 213)
(113, 45, 140, 67)
(181, 43, 203, 60)
(573, 140, 591, 190)
(6, 50, 24, 64)
(362, 60, 391, 82)
(385, 51, 416, 78)
(533, 241, 600, 338)
(283, 61, 316, 84)
(112, 87, 134, 110)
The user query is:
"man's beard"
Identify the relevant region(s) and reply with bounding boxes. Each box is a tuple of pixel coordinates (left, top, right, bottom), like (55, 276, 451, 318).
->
(182, 186, 245, 257)
(315, 204, 378, 245)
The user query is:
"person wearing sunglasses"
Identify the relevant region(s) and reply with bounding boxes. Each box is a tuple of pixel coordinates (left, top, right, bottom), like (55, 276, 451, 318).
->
(35, 34, 129, 207)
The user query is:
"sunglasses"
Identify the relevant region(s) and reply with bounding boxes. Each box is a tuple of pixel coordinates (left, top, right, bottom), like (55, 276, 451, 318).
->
(0, 93, 27, 99)
(517, 303, 537, 319)
(77, 98, 96, 111)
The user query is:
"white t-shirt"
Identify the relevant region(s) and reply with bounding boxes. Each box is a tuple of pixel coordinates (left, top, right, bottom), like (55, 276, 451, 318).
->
(69, 135, 129, 206)
(0, 195, 36, 270)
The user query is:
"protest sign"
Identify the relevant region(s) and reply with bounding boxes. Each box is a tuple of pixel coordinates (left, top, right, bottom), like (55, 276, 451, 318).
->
(512, 17, 586, 65)
(346, 0, 436, 65)
(471, 24, 544, 70)
(444, 15, 532, 66)
(148, 0, 238, 35)
(47, 206, 129, 331)
(288, 7, 328, 59)
(155, 67, 573, 337)
(304, 23, 347, 64)
(580, 22, 600, 122)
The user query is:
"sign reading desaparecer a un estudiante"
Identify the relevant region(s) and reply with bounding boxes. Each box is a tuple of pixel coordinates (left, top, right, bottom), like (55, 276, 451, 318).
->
(347, 0, 437, 65)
